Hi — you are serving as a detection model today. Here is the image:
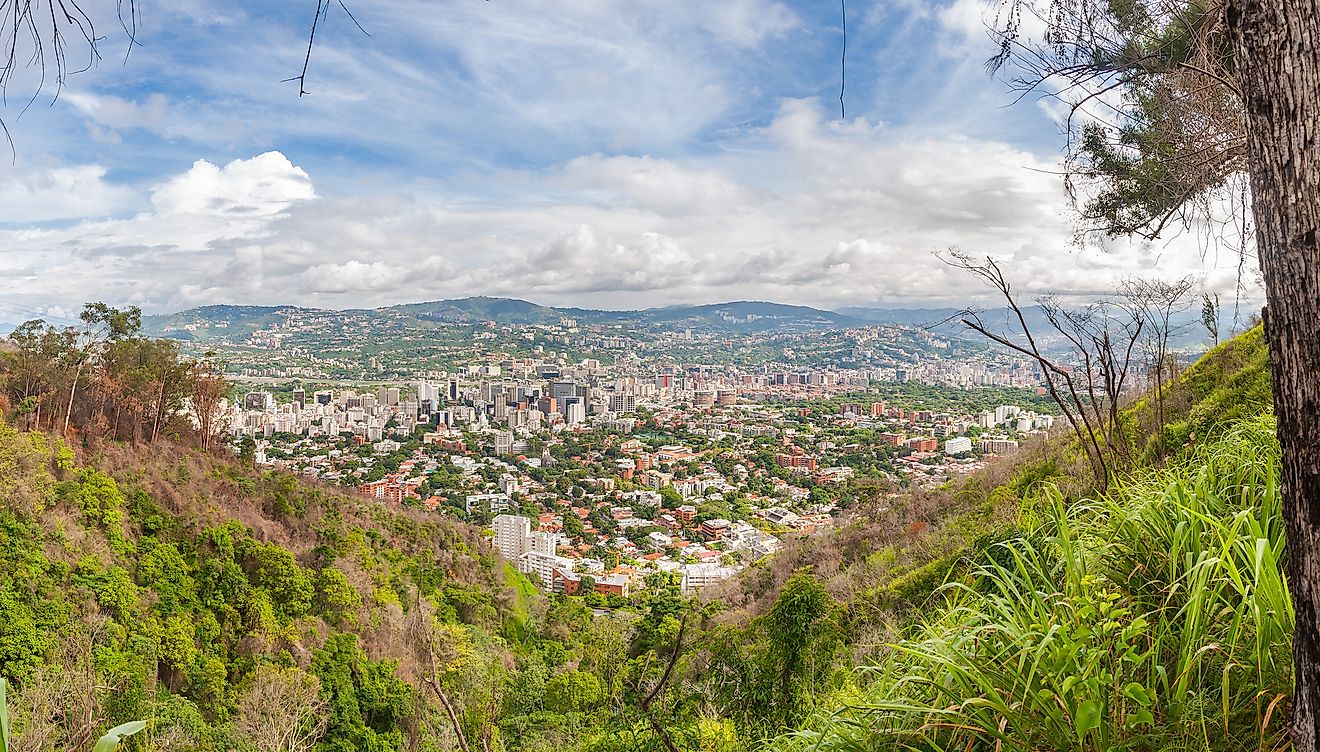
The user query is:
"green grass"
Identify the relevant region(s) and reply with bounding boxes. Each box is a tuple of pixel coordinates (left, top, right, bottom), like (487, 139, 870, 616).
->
(1134, 325, 1272, 464)
(502, 562, 539, 644)
(778, 415, 1290, 752)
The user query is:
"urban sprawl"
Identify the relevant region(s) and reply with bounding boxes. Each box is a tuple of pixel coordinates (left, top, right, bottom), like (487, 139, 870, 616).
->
(224, 339, 1054, 600)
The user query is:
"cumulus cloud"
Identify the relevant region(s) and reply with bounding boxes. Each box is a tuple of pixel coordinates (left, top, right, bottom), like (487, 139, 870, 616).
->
(0, 102, 1259, 319)
(300, 260, 413, 293)
(151, 152, 315, 216)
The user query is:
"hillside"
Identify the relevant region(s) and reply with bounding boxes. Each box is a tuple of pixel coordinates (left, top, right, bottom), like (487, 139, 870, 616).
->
(0, 327, 1278, 752)
(747, 327, 1284, 750)
(139, 297, 867, 341)
(0, 424, 519, 750)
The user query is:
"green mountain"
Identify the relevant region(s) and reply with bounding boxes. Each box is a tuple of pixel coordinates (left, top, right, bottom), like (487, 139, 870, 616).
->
(141, 297, 869, 341)
(387, 296, 565, 325)
(144, 304, 312, 341)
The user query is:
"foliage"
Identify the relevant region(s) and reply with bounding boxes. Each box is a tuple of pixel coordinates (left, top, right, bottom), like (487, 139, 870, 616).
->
(0, 325, 1283, 752)
(777, 417, 1289, 752)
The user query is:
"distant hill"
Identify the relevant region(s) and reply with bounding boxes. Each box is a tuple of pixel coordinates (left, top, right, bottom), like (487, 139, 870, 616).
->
(142, 297, 870, 340)
(143, 304, 312, 340)
(140, 296, 1248, 350)
(603, 300, 865, 331)
(386, 296, 565, 325)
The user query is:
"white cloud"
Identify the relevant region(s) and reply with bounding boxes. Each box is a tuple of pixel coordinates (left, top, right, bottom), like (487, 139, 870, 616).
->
(0, 102, 1260, 318)
(65, 92, 172, 135)
(0, 163, 138, 222)
(150, 152, 315, 216)
(300, 260, 413, 293)
(937, 0, 993, 44)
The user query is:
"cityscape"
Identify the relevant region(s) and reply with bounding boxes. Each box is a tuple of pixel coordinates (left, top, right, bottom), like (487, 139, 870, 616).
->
(212, 302, 1058, 599)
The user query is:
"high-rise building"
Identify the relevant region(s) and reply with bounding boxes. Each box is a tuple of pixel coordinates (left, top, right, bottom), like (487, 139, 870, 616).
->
(492, 514, 531, 561)
(608, 393, 636, 413)
(550, 380, 577, 401)
(417, 381, 441, 405)
(566, 402, 586, 426)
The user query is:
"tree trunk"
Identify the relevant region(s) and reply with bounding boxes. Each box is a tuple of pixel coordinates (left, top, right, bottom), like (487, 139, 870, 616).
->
(1228, 1, 1320, 747)
(152, 377, 168, 443)
(64, 358, 84, 434)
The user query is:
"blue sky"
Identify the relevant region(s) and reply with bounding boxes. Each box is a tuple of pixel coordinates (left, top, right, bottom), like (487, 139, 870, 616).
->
(0, 0, 1254, 319)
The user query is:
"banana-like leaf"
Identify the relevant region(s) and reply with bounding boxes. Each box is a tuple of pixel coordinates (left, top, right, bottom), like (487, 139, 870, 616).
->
(1, 678, 10, 752)
(92, 720, 147, 752)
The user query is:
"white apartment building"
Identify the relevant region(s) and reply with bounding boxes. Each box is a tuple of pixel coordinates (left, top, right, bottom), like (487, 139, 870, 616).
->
(566, 402, 587, 426)
(492, 514, 531, 561)
(519, 549, 573, 589)
(680, 562, 738, 593)
(944, 436, 974, 455)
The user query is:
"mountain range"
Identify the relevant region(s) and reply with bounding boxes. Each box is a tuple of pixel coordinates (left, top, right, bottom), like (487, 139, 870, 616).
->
(140, 296, 1233, 350)
(143, 297, 888, 339)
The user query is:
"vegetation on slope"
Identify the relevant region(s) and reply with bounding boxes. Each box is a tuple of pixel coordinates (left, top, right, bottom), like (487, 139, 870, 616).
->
(0, 323, 1277, 752)
(750, 327, 1283, 750)
(779, 416, 1289, 751)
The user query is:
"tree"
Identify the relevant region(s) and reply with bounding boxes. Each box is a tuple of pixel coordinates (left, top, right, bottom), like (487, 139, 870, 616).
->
(189, 355, 229, 451)
(5, 622, 110, 751)
(944, 251, 1143, 489)
(235, 666, 329, 752)
(659, 484, 683, 510)
(1228, 5, 1320, 745)
(311, 634, 411, 752)
(1121, 275, 1197, 458)
(761, 570, 839, 728)
(575, 575, 597, 595)
(64, 303, 141, 435)
(989, 0, 1320, 744)
(238, 436, 257, 465)
(543, 670, 604, 714)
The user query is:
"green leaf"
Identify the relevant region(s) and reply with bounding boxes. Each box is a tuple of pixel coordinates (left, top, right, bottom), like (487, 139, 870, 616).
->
(1123, 682, 1152, 707)
(1, 678, 10, 752)
(93, 721, 148, 752)
(1075, 700, 1103, 740)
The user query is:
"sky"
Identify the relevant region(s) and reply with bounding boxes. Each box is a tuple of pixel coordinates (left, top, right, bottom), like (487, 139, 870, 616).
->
(0, 0, 1259, 322)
